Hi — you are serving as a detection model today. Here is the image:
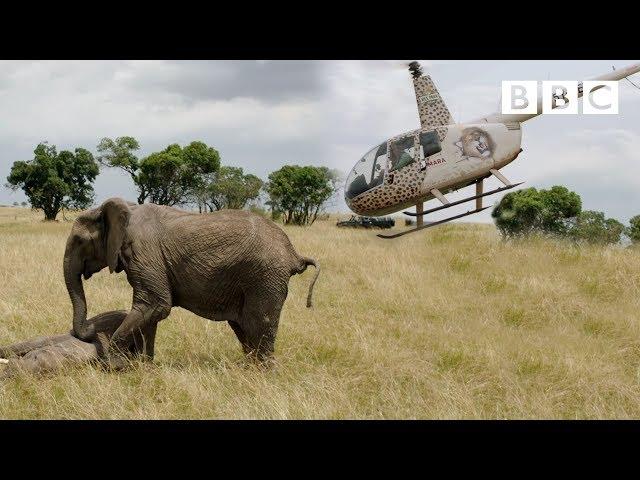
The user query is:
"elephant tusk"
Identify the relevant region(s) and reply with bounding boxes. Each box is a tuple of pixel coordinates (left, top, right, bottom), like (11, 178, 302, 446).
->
(0, 359, 8, 364)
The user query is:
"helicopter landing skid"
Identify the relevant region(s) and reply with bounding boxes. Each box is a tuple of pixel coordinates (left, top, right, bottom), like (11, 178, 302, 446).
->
(402, 182, 524, 217)
(377, 206, 491, 240)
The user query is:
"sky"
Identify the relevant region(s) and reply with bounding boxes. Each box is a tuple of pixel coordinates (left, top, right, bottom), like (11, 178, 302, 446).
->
(1, 60, 639, 223)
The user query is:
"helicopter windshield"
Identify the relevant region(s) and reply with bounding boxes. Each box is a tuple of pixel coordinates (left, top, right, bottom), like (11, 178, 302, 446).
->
(345, 143, 388, 200)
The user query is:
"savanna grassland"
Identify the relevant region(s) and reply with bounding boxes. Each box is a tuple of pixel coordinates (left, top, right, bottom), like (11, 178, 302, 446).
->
(1, 205, 640, 419)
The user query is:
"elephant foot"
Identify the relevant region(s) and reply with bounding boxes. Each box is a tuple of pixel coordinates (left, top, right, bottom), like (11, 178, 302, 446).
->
(243, 349, 277, 369)
(102, 352, 133, 372)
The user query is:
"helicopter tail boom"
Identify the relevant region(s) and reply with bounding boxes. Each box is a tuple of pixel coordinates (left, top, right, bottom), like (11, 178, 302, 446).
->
(411, 70, 454, 128)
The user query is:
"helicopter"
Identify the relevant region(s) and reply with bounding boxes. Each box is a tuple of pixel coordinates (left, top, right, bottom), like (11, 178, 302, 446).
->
(343, 61, 640, 239)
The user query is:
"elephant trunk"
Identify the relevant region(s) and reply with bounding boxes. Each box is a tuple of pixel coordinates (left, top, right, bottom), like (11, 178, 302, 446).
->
(63, 243, 93, 341)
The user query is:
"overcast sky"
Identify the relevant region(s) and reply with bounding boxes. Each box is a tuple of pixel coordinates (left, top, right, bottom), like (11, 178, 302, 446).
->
(1, 60, 639, 223)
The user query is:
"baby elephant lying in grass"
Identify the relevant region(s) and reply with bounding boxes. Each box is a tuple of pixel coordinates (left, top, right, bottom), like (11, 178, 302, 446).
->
(0, 311, 151, 379)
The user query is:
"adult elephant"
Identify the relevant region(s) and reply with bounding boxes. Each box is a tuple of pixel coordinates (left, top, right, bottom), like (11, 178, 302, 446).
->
(64, 198, 320, 367)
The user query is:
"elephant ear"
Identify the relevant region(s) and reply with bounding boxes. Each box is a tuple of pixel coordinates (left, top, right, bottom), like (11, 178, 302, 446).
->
(101, 198, 131, 273)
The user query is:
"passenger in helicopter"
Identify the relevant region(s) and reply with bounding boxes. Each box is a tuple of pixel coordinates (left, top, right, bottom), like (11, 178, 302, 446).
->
(389, 136, 416, 171)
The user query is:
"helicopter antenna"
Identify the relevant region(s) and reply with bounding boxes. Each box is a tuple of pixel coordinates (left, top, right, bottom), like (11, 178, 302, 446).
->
(613, 65, 640, 90)
(408, 61, 423, 79)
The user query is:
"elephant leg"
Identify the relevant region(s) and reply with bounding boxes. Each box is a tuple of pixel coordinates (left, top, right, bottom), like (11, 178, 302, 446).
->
(243, 314, 280, 363)
(142, 320, 158, 359)
(239, 294, 285, 363)
(107, 303, 170, 370)
(228, 320, 251, 355)
(129, 321, 158, 361)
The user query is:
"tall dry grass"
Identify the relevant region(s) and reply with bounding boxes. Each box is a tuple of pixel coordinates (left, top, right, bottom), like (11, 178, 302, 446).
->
(1, 206, 640, 419)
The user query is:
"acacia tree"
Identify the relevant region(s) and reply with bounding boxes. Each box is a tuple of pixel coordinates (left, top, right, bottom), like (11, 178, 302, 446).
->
(265, 165, 336, 225)
(6, 142, 99, 220)
(491, 186, 582, 238)
(201, 166, 264, 211)
(95, 137, 145, 203)
(97, 137, 220, 205)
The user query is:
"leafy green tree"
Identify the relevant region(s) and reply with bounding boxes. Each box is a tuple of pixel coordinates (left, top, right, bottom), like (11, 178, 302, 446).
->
(97, 137, 220, 205)
(203, 166, 264, 211)
(96, 136, 144, 202)
(492, 186, 582, 238)
(265, 165, 336, 225)
(627, 215, 640, 244)
(570, 210, 625, 245)
(6, 142, 99, 220)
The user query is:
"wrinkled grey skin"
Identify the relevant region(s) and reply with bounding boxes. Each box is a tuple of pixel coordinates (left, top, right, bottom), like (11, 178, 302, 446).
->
(0, 310, 146, 379)
(64, 198, 320, 367)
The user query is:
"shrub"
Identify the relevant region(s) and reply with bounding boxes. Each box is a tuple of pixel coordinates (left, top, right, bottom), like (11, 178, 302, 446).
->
(492, 186, 581, 239)
(570, 210, 625, 245)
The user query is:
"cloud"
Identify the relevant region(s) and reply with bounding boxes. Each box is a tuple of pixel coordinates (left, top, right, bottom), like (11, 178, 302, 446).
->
(122, 60, 326, 104)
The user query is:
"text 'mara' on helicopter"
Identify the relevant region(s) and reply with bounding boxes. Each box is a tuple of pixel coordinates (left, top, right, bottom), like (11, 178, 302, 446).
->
(344, 61, 640, 239)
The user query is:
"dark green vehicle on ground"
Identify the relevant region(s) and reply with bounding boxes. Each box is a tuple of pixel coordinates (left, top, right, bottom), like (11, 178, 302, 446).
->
(336, 215, 395, 229)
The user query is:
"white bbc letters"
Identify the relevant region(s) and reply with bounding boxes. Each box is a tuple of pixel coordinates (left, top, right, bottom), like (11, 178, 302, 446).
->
(583, 81, 618, 115)
(502, 81, 537, 115)
(542, 81, 578, 114)
(502, 80, 619, 115)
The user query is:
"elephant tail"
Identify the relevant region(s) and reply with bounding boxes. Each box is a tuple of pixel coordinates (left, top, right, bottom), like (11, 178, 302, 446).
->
(297, 256, 320, 308)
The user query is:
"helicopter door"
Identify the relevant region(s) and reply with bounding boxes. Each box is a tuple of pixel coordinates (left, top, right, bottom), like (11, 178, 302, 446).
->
(418, 130, 442, 169)
(388, 134, 418, 173)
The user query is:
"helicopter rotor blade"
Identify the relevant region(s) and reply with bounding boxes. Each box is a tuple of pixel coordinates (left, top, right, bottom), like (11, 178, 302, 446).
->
(613, 65, 640, 90)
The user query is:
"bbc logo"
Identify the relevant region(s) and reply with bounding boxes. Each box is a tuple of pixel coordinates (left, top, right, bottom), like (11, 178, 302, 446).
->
(501, 81, 619, 115)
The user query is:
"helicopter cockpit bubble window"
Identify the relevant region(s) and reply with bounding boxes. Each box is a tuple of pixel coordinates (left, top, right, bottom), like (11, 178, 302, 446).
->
(345, 143, 388, 200)
(389, 134, 417, 172)
(419, 130, 442, 158)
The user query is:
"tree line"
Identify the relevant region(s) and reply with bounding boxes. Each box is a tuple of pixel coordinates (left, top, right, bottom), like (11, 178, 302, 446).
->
(10, 140, 632, 246)
(5, 138, 342, 224)
(492, 185, 640, 246)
